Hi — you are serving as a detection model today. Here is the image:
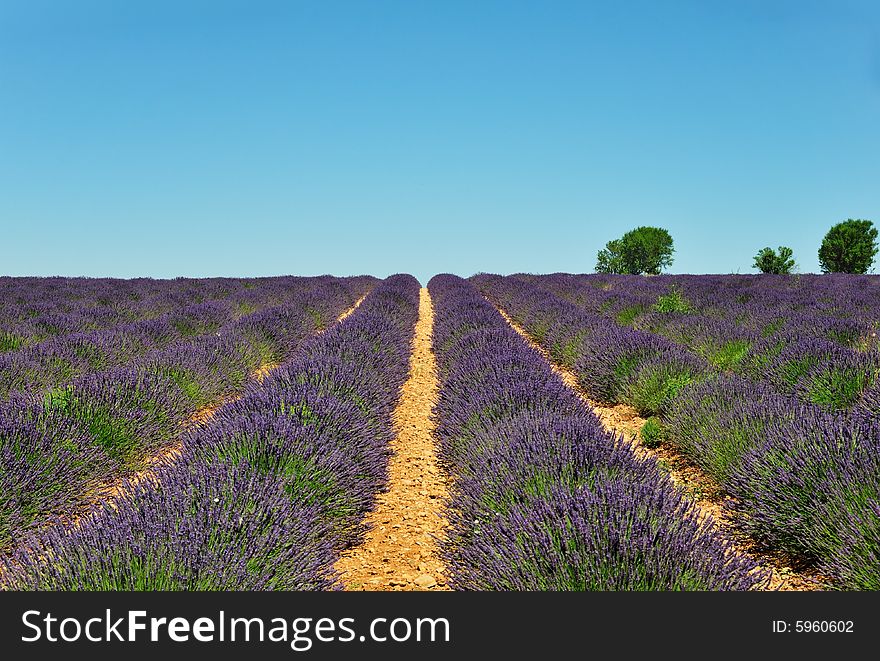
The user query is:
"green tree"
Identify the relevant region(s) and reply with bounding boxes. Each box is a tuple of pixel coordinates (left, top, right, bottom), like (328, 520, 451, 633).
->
(595, 226, 674, 275)
(818, 219, 878, 274)
(595, 239, 625, 274)
(753, 246, 796, 274)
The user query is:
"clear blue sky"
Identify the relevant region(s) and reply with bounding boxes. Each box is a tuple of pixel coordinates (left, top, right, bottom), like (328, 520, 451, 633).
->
(1, 1, 878, 284)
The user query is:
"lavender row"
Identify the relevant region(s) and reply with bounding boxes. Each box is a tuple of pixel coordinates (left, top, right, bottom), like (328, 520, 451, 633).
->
(0, 275, 326, 355)
(429, 274, 762, 590)
(0, 276, 224, 352)
(476, 274, 879, 589)
(0, 275, 420, 590)
(0, 276, 376, 400)
(524, 273, 880, 412)
(472, 274, 709, 417)
(0, 277, 372, 551)
(665, 376, 880, 590)
(525, 273, 880, 330)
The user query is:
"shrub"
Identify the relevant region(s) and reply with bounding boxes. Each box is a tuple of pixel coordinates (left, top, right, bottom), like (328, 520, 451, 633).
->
(653, 287, 692, 314)
(640, 417, 664, 448)
(799, 364, 873, 410)
(753, 246, 796, 274)
(622, 359, 699, 416)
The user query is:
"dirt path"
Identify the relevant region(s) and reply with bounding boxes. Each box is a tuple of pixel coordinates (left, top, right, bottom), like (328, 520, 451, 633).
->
(335, 295, 367, 325)
(493, 304, 826, 591)
(335, 288, 449, 591)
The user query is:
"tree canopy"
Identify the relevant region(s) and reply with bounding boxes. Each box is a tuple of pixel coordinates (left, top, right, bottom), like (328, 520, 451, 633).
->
(818, 219, 878, 274)
(753, 246, 796, 274)
(595, 226, 674, 275)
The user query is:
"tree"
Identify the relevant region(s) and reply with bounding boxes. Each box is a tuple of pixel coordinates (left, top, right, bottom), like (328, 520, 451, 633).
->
(595, 239, 626, 274)
(818, 219, 878, 274)
(595, 226, 674, 275)
(753, 246, 796, 274)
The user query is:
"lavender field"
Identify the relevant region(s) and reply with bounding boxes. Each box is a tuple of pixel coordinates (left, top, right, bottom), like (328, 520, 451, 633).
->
(473, 273, 880, 590)
(1, 273, 878, 590)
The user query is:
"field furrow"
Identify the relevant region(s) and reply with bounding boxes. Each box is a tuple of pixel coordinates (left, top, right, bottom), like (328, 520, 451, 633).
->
(335, 288, 449, 591)
(0, 277, 418, 590)
(2, 271, 877, 593)
(85, 294, 369, 516)
(475, 273, 880, 590)
(431, 274, 763, 591)
(494, 301, 825, 591)
(0, 283, 373, 553)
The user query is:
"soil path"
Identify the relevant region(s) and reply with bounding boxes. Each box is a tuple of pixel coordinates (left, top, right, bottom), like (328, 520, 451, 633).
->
(493, 303, 826, 591)
(335, 288, 449, 591)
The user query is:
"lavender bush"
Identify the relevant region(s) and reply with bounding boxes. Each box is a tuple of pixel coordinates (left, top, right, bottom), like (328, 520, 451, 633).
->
(0, 276, 376, 399)
(472, 274, 710, 416)
(667, 375, 880, 589)
(479, 273, 880, 589)
(0, 276, 373, 552)
(430, 274, 763, 591)
(1, 275, 420, 590)
(520, 273, 880, 411)
(1, 459, 335, 590)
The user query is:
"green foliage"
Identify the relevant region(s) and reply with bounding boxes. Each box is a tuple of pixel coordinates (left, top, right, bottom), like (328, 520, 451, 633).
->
(305, 307, 325, 330)
(278, 400, 320, 426)
(640, 417, 664, 449)
(43, 385, 76, 413)
(854, 328, 880, 353)
(550, 330, 590, 368)
(598, 298, 616, 313)
(253, 338, 280, 365)
(761, 318, 786, 337)
(530, 318, 552, 343)
(664, 385, 768, 483)
(741, 339, 786, 376)
(45, 356, 77, 383)
(0, 332, 23, 352)
(612, 354, 644, 397)
(233, 301, 257, 317)
(818, 219, 878, 274)
(72, 342, 109, 371)
(595, 239, 627, 274)
(805, 367, 870, 410)
(753, 246, 796, 274)
(653, 286, 692, 314)
(595, 226, 674, 275)
(616, 304, 646, 326)
(44, 392, 140, 465)
(171, 318, 202, 337)
(622, 363, 697, 416)
(42, 384, 171, 469)
(825, 326, 864, 349)
(477, 460, 633, 522)
(163, 368, 205, 406)
(702, 339, 751, 370)
(778, 356, 820, 391)
(214, 432, 352, 533)
(706, 418, 768, 484)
